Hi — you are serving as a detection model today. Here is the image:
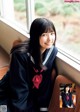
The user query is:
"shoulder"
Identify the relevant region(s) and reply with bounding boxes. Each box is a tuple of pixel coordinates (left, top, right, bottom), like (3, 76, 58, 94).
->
(49, 46, 58, 59)
(52, 46, 58, 55)
(11, 40, 29, 59)
(61, 92, 65, 96)
(11, 49, 29, 66)
(10, 40, 29, 54)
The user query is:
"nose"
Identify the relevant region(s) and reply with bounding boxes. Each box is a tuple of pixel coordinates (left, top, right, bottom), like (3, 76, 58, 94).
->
(47, 34, 52, 41)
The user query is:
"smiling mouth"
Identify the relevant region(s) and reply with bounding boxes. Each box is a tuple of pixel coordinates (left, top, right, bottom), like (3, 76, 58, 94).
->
(45, 43, 53, 45)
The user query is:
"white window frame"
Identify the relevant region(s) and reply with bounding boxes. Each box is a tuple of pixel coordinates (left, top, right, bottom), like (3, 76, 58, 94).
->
(1, 0, 14, 20)
(26, 0, 35, 30)
(0, 0, 35, 31)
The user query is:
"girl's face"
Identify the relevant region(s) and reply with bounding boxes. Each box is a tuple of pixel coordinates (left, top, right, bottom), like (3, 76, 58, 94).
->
(66, 86, 70, 92)
(39, 31, 55, 53)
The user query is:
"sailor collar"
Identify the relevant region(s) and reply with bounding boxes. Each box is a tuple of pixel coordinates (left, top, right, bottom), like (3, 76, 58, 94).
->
(27, 45, 54, 66)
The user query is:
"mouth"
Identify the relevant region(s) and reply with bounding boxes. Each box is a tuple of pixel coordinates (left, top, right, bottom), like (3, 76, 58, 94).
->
(45, 43, 53, 46)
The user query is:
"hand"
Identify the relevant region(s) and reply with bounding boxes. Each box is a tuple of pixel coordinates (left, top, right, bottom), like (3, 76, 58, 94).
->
(67, 105, 73, 108)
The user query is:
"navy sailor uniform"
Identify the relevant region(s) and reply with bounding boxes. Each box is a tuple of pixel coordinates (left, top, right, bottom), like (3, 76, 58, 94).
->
(0, 46, 58, 112)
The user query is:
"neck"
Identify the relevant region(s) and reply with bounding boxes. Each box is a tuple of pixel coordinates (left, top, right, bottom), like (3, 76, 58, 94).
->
(40, 48, 46, 54)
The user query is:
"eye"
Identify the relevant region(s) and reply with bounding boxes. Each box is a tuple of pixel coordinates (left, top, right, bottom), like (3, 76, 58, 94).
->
(41, 33, 46, 37)
(51, 32, 55, 35)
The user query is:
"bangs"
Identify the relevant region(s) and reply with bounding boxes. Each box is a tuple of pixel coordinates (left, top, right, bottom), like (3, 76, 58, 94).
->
(41, 21, 55, 34)
(44, 26, 54, 33)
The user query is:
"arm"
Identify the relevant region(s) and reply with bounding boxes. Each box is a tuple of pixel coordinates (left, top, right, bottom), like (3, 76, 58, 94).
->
(9, 52, 35, 112)
(50, 46, 58, 81)
(51, 58, 58, 83)
(52, 46, 58, 74)
(70, 93, 74, 107)
(0, 70, 10, 105)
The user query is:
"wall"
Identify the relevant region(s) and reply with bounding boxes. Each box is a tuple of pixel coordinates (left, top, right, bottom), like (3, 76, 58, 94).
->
(56, 57, 80, 85)
(0, 19, 28, 54)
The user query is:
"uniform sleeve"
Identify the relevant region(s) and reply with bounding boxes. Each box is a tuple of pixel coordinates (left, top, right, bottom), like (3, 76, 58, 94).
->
(9, 52, 36, 112)
(70, 93, 74, 106)
(0, 71, 10, 105)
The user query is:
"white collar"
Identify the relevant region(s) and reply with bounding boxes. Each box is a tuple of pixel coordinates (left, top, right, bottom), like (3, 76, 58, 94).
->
(27, 46, 54, 66)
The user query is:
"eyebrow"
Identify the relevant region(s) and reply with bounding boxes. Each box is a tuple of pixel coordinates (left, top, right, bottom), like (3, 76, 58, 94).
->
(43, 32, 55, 34)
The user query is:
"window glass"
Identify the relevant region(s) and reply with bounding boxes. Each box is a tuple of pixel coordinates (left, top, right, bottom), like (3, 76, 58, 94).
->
(34, 0, 80, 61)
(0, 0, 27, 30)
(13, 0, 27, 29)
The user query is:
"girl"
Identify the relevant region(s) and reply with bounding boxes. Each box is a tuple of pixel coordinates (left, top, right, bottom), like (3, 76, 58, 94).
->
(61, 84, 74, 108)
(0, 18, 58, 112)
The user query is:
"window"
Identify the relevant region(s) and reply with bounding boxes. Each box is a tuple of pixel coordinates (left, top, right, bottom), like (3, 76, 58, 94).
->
(0, 0, 2, 16)
(0, 0, 35, 31)
(0, 4, 1, 15)
(34, 0, 80, 61)
(0, 0, 80, 62)
(0, 0, 27, 30)
(13, 0, 27, 29)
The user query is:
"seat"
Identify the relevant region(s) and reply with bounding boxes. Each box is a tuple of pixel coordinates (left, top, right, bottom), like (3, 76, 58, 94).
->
(12, 38, 22, 47)
(0, 65, 9, 80)
(0, 39, 22, 80)
(48, 75, 80, 112)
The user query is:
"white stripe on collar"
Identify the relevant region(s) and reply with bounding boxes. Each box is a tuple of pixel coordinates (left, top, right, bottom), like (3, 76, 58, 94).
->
(27, 52, 35, 64)
(27, 46, 54, 65)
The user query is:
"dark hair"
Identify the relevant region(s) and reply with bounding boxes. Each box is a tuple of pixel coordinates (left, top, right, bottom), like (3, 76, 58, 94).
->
(11, 18, 56, 68)
(28, 18, 56, 67)
(64, 84, 71, 93)
(10, 40, 29, 54)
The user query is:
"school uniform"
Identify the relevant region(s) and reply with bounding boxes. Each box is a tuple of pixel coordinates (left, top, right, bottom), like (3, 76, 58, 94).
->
(0, 45, 58, 112)
(0, 71, 11, 112)
(61, 92, 73, 108)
